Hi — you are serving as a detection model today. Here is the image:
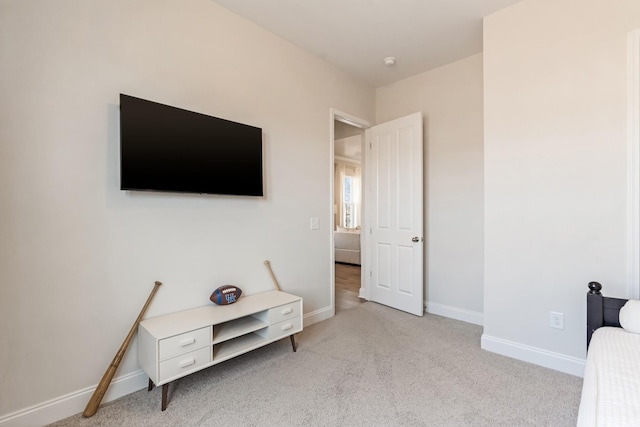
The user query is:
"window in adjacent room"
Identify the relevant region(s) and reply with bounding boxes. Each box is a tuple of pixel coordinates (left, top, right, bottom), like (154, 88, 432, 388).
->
(343, 175, 354, 228)
(335, 163, 361, 229)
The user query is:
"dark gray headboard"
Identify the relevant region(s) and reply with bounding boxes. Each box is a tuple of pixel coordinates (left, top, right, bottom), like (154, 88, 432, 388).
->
(586, 281, 627, 348)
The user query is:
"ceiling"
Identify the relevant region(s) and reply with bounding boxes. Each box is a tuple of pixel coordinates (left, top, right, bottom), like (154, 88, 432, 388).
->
(212, 0, 523, 87)
(335, 134, 363, 162)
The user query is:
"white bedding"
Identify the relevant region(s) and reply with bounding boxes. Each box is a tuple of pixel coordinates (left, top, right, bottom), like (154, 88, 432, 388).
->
(334, 230, 361, 265)
(577, 327, 640, 427)
(334, 230, 360, 251)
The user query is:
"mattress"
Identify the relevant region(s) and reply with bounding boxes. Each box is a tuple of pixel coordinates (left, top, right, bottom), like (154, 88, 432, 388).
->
(334, 230, 361, 265)
(577, 327, 640, 427)
(335, 249, 360, 265)
(334, 230, 360, 251)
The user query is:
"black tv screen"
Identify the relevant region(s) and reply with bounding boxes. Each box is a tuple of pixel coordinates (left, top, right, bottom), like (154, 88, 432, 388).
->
(120, 94, 263, 196)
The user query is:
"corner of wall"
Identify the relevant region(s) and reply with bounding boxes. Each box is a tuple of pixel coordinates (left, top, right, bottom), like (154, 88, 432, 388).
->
(303, 306, 334, 327)
(426, 302, 484, 326)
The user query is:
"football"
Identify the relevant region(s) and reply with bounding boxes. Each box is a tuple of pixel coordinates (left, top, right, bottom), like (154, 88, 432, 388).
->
(210, 285, 242, 305)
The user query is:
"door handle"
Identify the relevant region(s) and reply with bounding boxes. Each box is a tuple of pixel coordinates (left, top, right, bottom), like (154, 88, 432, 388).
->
(179, 338, 196, 347)
(412, 236, 422, 242)
(178, 357, 196, 368)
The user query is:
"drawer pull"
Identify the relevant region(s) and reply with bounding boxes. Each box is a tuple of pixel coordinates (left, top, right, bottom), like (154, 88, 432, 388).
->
(281, 323, 293, 331)
(281, 308, 293, 315)
(179, 337, 196, 347)
(178, 358, 196, 368)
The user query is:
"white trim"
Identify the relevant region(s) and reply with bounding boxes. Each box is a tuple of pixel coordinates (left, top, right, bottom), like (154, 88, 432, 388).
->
(333, 110, 371, 129)
(362, 129, 372, 301)
(628, 28, 640, 300)
(0, 370, 148, 427)
(481, 334, 585, 378)
(426, 301, 484, 326)
(328, 113, 337, 320)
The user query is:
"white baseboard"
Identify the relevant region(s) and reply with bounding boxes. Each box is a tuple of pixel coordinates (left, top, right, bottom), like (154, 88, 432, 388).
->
(426, 301, 484, 326)
(303, 305, 334, 327)
(0, 370, 148, 427)
(481, 334, 586, 377)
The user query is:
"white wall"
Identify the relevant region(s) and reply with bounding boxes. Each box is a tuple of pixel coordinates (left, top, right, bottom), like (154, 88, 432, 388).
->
(483, 0, 640, 375)
(0, 0, 374, 421)
(376, 54, 485, 324)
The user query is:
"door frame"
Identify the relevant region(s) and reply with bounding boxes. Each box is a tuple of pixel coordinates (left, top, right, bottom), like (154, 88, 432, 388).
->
(330, 108, 371, 316)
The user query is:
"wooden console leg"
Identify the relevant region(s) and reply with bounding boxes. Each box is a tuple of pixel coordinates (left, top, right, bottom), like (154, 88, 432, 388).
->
(148, 378, 154, 391)
(290, 334, 297, 352)
(161, 384, 168, 411)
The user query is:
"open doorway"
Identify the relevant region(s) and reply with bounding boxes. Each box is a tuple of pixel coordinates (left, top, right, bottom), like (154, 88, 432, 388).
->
(331, 109, 370, 313)
(330, 110, 424, 316)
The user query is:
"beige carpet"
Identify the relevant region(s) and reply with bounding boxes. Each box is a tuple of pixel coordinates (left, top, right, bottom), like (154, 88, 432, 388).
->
(50, 302, 582, 426)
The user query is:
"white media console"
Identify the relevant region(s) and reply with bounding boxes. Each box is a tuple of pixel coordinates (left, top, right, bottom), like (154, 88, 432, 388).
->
(137, 290, 303, 410)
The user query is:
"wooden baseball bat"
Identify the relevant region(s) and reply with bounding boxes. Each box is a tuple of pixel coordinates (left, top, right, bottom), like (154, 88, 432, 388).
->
(263, 260, 281, 291)
(83, 281, 162, 417)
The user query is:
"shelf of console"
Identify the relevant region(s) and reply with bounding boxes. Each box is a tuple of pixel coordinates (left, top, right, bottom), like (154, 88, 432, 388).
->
(137, 290, 303, 410)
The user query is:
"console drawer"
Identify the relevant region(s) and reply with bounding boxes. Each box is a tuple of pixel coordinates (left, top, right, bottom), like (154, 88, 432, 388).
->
(269, 302, 300, 324)
(268, 316, 302, 340)
(159, 346, 211, 383)
(159, 327, 211, 361)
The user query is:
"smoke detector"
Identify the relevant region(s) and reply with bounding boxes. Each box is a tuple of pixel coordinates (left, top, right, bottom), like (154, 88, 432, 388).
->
(383, 57, 397, 66)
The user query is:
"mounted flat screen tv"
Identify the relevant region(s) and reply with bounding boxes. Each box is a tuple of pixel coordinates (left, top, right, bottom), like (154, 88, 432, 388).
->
(120, 94, 263, 196)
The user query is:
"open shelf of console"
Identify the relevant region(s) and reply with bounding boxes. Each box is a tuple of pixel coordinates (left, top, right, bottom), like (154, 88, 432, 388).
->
(212, 314, 268, 344)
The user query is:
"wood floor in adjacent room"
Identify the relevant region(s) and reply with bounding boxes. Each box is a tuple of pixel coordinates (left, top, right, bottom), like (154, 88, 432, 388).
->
(335, 262, 364, 312)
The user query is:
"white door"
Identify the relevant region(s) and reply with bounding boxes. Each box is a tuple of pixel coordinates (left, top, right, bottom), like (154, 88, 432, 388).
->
(365, 113, 424, 316)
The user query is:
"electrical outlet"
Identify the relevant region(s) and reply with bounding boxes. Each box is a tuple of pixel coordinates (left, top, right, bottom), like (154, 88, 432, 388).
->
(550, 311, 564, 330)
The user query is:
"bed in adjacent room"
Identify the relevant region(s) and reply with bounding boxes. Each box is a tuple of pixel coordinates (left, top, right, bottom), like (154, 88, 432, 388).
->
(577, 282, 640, 427)
(334, 227, 361, 265)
